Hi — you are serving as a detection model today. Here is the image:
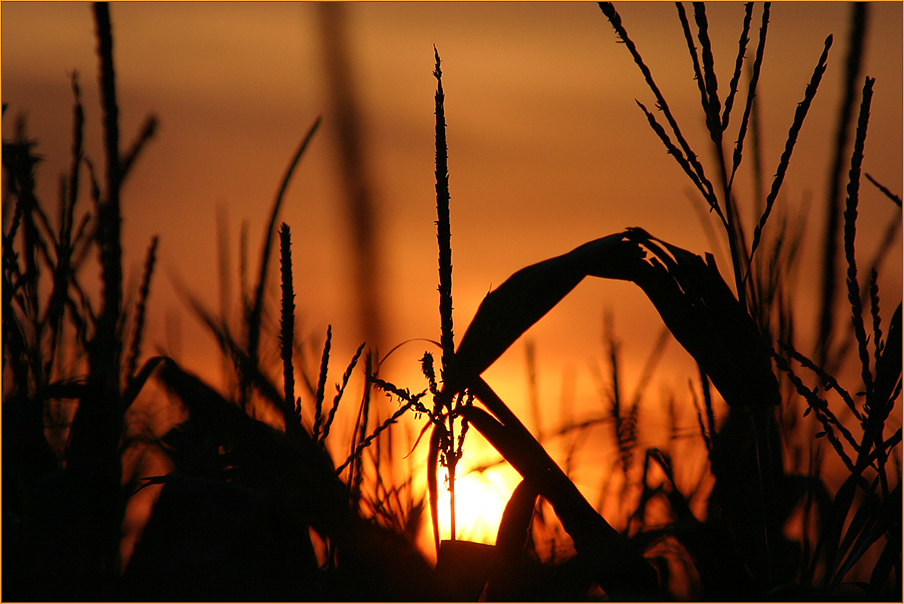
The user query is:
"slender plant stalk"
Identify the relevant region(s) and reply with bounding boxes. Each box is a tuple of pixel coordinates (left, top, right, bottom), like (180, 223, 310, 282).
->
(864, 174, 903, 208)
(690, 374, 713, 458)
(321, 341, 365, 443)
(66, 4, 125, 593)
(867, 269, 882, 363)
(239, 219, 249, 314)
(525, 340, 542, 439)
(843, 77, 875, 394)
(337, 388, 427, 475)
(749, 35, 833, 272)
(728, 2, 770, 191)
(125, 235, 158, 380)
(818, 3, 869, 365)
(245, 117, 320, 407)
(675, 4, 709, 128)
(721, 3, 754, 132)
(635, 100, 712, 208)
(317, 3, 384, 348)
(45, 73, 86, 376)
(120, 114, 157, 185)
(628, 326, 670, 409)
(599, 2, 721, 223)
(215, 203, 234, 392)
(448, 422, 457, 541)
(314, 325, 332, 438)
(279, 222, 299, 437)
(433, 46, 461, 542)
(434, 46, 454, 375)
(90, 0, 123, 402)
(697, 2, 749, 306)
(692, 3, 722, 141)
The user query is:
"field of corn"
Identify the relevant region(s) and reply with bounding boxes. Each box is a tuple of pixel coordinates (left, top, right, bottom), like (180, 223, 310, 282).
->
(3, 2, 901, 601)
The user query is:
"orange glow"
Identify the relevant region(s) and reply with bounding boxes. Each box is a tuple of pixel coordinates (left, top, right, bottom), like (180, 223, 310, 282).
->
(3, 3, 902, 596)
(435, 463, 519, 545)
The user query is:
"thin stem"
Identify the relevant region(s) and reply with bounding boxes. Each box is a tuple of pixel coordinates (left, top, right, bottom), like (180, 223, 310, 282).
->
(279, 223, 299, 437)
(748, 35, 833, 279)
(434, 46, 454, 376)
(600, 2, 722, 223)
(722, 3, 754, 132)
(844, 77, 875, 394)
(246, 117, 320, 407)
(818, 3, 869, 365)
(125, 235, 158, 381)
(865, 173, 902, 208)
(448, 414, 457, 541)
(728, 2, 770, 191)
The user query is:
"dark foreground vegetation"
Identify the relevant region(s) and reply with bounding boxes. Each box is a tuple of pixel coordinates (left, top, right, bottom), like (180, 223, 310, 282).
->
(3, 2, 900, 601)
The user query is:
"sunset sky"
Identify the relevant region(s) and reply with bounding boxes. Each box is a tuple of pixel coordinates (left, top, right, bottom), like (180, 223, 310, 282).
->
(3, 1, 902, 544)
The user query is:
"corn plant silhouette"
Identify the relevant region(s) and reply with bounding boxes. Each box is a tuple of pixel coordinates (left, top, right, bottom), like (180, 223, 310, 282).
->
(424, 4, 899, 601)
(3, 4, 159, 599)
(3, 2, 900, 601)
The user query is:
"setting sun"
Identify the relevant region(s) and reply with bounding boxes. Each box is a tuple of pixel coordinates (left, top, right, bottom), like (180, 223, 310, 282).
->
(435, 465, 518, 545)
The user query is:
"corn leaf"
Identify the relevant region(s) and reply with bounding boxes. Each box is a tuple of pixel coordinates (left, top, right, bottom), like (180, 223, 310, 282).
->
(447, 229, 779, 411)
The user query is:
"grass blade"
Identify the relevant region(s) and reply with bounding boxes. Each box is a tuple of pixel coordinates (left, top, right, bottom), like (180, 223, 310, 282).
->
(352, 352, 375, 500)
(121, 355, 165, 412)
(215, 203, 234, 391)
(843, 77, 875, 394)
(690, 372, 713, 458)
(125, 235, 158, 380)
(675, 3, 709, 135)
(278, 222, 299, 437)
(335, 392, 425, 475)
(636, 100, 722, 224)
(865, 173, 903, 207)
(871, 304, 901, 414)
(434, 47, 455, 377)
(599, 2, 720, 219)
(120, 114, 157, 185)
(692, 3, 722, 140)
(44, 73, 87, 369)
(780, 339, 860, 421)
(831, 486, 886, 587)
(525, 340, 542, 439)
(321, 341, 366, 443)
(176, 282, 285, 414)
(721, 3, 754, 131)
(246, 117, 321, 403)
(748, 35, 832, 272)
(428, 423, 442, 555)
(314, 325, 332, 439)
(67, 4, 125, 590)
(628, 325, 670, 409)
(817, 3, 869, 362)
(867, 269, 882, 365)
(728, 3, 770, 190)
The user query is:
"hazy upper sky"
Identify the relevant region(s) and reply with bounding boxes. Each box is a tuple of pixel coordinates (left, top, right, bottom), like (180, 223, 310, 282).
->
(3, 1, 902, 541)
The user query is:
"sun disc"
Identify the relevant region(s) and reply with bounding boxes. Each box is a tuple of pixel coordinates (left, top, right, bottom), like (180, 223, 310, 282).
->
(436, 466, 517, 545)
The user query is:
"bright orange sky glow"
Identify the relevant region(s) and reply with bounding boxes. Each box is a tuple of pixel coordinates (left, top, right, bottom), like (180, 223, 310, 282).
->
(3, 2, 902, 549)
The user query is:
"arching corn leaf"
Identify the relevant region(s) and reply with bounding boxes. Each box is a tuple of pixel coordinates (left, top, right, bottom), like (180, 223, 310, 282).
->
(446, 228, 779, 411)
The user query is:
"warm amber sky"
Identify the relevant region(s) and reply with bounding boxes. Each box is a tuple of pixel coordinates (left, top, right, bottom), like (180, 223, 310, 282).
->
(3, 1, 902, 542)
